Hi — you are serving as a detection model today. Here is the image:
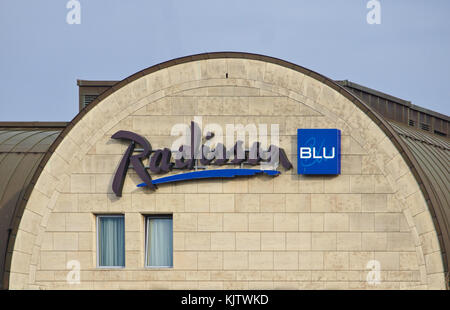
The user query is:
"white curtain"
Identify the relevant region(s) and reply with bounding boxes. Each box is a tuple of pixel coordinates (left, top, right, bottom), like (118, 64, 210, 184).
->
(147, 217, 173, 267)
(98, 216, 125, 267)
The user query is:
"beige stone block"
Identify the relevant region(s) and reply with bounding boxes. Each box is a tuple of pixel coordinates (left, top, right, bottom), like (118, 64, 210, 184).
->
(211, 232, 235, 250)
(184, 232, 211, 250)
(132, 194, 156, 212)
(341, 155, 362, 174)
(337, 232, 362, 250)
(424, 252, 444, 274)
(420, 231, 440, 255)
(41, 232, 53, 251)
(210, 194, 234, 212)
(78, 194, 107, 213)
(335, 194, 361, 212)
(261, 232, 285, 250)
(66, 213, 93, 232)
(249, 252, 273, 270)
(78, 232, 93, 251)
(53, 232, 78, 251)
(299, 176, 323, 193)
(47, 213, 66, 232)
(374, 252, 399, 271)
(235, 232, 260, 251)
(399, 252, 419, 271)
(274, 252, 298, 270)
(197, 96, 223, 115)
(311, 194, 334, 212)
(197, 179, 223, 194)
(173, 213, 197, 231)
(235, 194, 259, 212)
(324, 213, 349, 231)
(54, 194, 78, 213)
(197, 213, 223, 231)
(154, 194, 184, 212)
(260, 194, 285, 212)
(299, 213, 324, 231)
(374, 174, 393, 193)
(324, 252, 349, 270)
(71, 174, 96, 193)
(174, 252, 197, 270)
(274, 213, 298, 231)
(210, 271, 235, 281)
(286, 232, 311, 250)
(173, 232, 185, 251)
(184, 194, 209, 212)
(222, 178, 248, 193)
(40, 252, 66, 270)
(248, 97, 274, 115)
(198, 252, 223, 270)
(349, 213, 374, 232)
(107, 193, 131, 212)
(248, 176, 274, 194)
(413, 211, 435, 235)
(374, 213, 400, 231)
(336, 271, 361, 281)
(385, 154, 409, 181)
(312, 233, 336, 250)
(348, 252, 374, 270)
(362, 194, 387, 212)
(223, 213, 248, 231)
(26, 190, 49, 216)
(324, 175, 350, 193)
(223, 252, 248, 270)
(361, 232, 387, 251)
(285, 194, 310, 212)
(387, 232, 415, 251)
(273, 175, 298, 193)
(299, 251, 324, 270)
(249, 214, 274, 231)
(350, 175, 375, 193)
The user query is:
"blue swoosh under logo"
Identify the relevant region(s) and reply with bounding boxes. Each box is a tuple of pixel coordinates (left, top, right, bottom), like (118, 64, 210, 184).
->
(137, 169, 280, 187)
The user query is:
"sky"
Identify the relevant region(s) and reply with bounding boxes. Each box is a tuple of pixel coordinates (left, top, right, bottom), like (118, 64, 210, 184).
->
(0, 0, 449, 121)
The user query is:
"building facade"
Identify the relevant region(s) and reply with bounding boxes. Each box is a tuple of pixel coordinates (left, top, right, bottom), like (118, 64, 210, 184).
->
(1, 53, 448, 289)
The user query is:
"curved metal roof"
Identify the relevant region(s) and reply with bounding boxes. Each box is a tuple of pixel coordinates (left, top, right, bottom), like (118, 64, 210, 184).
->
(0, 126, 64, 289)
(0, 52, 448, 289)
(389, 121, 450, 269)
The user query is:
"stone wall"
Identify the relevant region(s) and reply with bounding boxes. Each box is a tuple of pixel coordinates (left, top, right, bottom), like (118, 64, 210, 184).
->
(7, 57, 445, 289)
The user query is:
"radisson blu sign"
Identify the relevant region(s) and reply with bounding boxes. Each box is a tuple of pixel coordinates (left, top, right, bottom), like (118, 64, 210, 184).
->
(297, 129, 341, 175)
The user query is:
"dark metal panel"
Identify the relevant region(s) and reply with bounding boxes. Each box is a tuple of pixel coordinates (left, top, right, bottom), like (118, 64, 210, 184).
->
(0, 129, 64, 289)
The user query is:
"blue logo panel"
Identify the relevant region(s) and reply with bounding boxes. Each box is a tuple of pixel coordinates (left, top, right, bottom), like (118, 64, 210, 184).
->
(297, 129, 341, 175)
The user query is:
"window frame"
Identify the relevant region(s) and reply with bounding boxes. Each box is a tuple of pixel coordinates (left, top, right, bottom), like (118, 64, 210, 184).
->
(144, 214, 173, 269)
(96, 214, 126, 269)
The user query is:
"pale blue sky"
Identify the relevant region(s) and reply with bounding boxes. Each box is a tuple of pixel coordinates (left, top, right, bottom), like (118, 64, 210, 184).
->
(0, 0, 449, 121)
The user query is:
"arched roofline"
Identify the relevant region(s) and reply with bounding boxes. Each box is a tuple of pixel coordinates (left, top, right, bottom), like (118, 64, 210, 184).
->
(4, 52, 448, 288)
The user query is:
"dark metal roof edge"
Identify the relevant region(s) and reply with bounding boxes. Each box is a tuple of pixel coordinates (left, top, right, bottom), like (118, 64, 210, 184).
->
(76, 80, 119, 87)
(3, 52, 449, 289)
(336, 80, 449, 122)
(0, 122, 69, 129)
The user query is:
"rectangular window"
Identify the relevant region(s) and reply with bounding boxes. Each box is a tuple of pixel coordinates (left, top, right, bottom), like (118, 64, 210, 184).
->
(97, 215, 125, 268)
(145, 215, 173, 268)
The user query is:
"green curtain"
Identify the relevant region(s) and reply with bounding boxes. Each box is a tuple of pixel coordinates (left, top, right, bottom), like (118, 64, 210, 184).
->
(146, 217, 173, 267)
(98, 216, 125, 267)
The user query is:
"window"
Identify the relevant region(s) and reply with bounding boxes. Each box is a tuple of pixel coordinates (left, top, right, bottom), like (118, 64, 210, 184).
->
(145, 215, 173, 268)
(97, 215, 125, 268)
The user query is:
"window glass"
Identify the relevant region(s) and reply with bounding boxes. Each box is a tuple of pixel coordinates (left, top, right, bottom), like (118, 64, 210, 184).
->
(146, 216, 173, 267)
(97, 215, 125, 267)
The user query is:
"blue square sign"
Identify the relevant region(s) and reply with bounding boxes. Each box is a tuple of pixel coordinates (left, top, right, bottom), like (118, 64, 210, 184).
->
(297, 129, 341, 175)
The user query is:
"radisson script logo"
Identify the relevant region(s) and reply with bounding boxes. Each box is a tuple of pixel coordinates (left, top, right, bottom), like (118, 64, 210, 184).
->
(111, 120, 292, 197)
